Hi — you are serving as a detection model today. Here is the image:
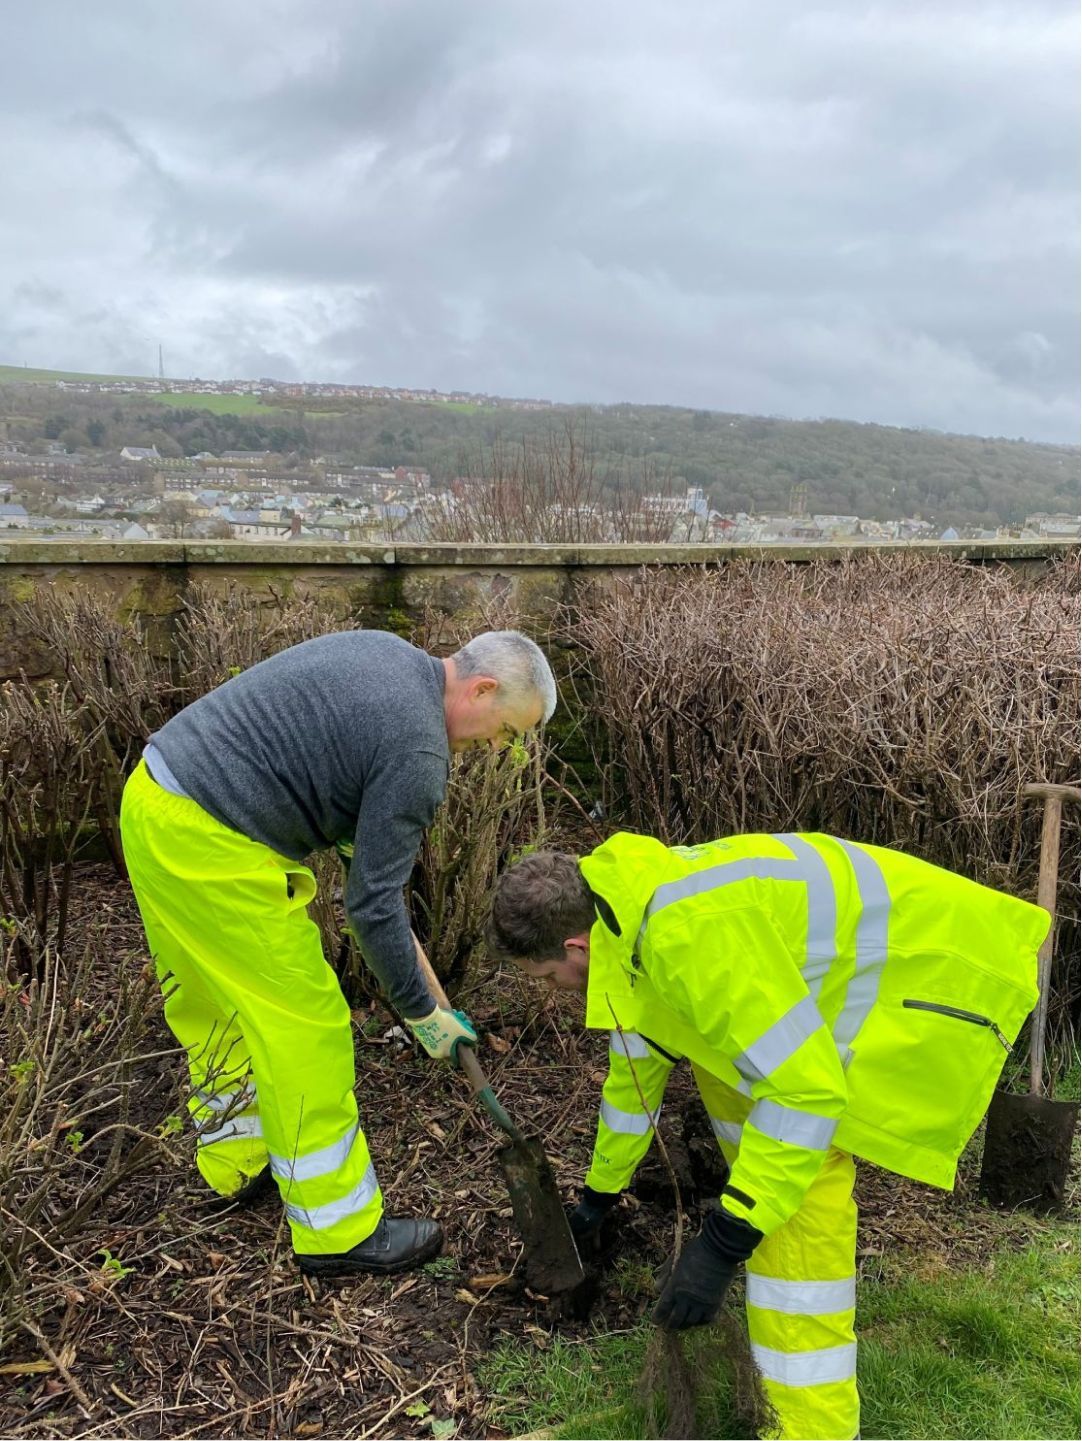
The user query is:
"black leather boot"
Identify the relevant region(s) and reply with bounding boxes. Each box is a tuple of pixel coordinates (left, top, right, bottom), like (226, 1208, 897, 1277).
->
(297, 1216, 444, 1278)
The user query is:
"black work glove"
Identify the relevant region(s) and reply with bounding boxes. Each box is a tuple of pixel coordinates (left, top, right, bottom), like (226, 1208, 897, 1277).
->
(568, 1186, 621, 1250)
(652, 1229, 739, 1330)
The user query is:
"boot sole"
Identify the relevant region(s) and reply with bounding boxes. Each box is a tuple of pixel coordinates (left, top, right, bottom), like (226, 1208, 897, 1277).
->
(298, 1229, 444, 1279)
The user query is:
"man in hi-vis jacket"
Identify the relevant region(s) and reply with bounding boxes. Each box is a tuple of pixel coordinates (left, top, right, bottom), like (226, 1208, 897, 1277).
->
(487, 832, 1047, 1441)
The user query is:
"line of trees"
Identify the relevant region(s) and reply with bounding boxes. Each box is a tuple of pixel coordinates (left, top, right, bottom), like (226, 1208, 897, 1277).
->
(2, 382, 1078, 527)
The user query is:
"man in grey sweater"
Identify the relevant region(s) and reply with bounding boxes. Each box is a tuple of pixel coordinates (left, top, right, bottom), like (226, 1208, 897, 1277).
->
(120, 628, 556, 1276)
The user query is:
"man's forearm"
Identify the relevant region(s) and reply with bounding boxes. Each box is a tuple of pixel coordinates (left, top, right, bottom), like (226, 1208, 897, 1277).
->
(349, 905, 434, 1019)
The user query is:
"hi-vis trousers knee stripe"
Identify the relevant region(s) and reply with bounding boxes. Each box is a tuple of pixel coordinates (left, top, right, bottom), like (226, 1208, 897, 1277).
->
(120, 760, 383, 1256)
(584, 1043, 859, 1436)
(694, 1067, 859, 1441)
(584, 1031, 674, 1193)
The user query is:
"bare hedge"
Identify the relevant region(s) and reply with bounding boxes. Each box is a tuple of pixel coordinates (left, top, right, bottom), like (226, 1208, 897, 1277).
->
(3, 555, 1078, 1037)
(0, 583, 548, 991)
(569, 553, 1080, 1043)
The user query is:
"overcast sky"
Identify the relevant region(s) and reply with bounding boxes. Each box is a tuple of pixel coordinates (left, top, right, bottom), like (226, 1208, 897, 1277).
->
(1, 1, 1078, 441)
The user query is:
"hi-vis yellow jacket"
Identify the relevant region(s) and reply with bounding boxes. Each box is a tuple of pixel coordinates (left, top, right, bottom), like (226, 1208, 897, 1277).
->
(580, 832, 1047, 1239)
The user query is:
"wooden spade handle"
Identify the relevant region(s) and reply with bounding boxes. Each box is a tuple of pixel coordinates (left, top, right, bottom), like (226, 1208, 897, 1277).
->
(1023, 783, 1081, 803)
(411, 935, 491, 1097)
(1024, 784, 1080, 1095)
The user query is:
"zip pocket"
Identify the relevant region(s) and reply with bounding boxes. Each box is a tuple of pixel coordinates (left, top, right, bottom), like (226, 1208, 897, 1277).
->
(902, 999, 1012, 1052)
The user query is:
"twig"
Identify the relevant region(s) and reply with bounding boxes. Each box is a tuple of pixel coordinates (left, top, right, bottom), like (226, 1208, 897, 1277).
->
(20, 1317, 108, 1428)
(606, 996, 684, 1259)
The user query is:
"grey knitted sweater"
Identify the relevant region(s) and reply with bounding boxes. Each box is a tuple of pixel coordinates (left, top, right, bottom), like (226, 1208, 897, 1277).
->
(149, 630, 448, 1018)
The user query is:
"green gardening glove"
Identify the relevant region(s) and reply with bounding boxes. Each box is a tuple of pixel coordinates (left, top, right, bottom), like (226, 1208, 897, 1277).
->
(404, 1006, 478, 1061)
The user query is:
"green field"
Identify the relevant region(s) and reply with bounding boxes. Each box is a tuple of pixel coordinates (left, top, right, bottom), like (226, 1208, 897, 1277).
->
(0, 365, 279, 416)
(147, 391, 281, 416)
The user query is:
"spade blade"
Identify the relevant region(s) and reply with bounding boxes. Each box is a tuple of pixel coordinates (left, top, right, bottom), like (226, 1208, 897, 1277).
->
(496, 1135, 585, 1295)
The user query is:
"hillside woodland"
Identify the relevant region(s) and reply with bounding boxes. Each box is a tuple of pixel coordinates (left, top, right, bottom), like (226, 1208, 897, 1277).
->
(1, 381, 1078, 528)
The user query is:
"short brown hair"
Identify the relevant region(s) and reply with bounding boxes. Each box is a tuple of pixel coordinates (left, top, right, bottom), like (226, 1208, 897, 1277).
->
(487, 851, 595, 963)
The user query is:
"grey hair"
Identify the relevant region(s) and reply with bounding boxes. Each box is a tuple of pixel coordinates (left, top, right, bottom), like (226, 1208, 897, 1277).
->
(452, 630, 557, 721)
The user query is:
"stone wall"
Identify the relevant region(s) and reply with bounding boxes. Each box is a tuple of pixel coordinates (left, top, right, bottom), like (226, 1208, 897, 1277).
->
(0, 536, 1074, 680)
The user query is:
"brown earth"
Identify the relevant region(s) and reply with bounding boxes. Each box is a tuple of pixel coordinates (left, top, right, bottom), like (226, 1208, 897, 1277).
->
(1, 865, 1075, 1439)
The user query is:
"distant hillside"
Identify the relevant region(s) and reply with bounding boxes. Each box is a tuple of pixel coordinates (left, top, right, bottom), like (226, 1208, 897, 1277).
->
(1, 364, 1077, 526)
(0, 362, 150, 386)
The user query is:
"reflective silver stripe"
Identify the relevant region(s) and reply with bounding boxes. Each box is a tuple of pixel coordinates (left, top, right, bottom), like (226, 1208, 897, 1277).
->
(709, 1115, 744, 1146)
(200, 1113, 264, 1146)
(833, 841, 891, 1048)
(599, 1098, 660, 1135)
(646, 858, 808, 919)
(734, 995, 825, 1084)
(773, 833, 837, 999)
(747, 1274, 856, 1315)
(751, 1341, 857, 1387)
(284, 1161, 380, 1231)
(270, 1124, 359, 1184)
(642, 841, 838, 1001)
(609, 1030, 651, 1061)
(749, 1098, 837, 1150)
(195, 1085, 257, 1113)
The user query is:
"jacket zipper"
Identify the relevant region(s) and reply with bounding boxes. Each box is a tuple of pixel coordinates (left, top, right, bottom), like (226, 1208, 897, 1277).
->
(902, 999, 1012, 1052)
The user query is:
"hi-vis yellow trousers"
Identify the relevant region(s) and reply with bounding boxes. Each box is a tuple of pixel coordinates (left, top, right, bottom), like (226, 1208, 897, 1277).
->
(588, 1034, 859, 1441)
(120, 760, 383, 1256)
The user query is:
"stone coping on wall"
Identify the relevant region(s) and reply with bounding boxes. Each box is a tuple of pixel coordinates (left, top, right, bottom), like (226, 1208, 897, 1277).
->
(0, 538, 1077, 567)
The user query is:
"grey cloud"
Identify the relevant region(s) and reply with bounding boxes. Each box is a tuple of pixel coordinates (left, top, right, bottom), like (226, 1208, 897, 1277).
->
(0, 0, 1077, 440)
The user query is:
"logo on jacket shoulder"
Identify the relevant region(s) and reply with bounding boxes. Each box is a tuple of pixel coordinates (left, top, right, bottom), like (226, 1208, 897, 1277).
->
(672, 842, 732, 861)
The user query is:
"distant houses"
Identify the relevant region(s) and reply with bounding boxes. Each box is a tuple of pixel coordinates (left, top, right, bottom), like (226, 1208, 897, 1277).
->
(0, 429, 1075, 546)
(213, 507, 291, 539)
(1023, 512, 1081, 539)
(220, 450, 272, 465)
